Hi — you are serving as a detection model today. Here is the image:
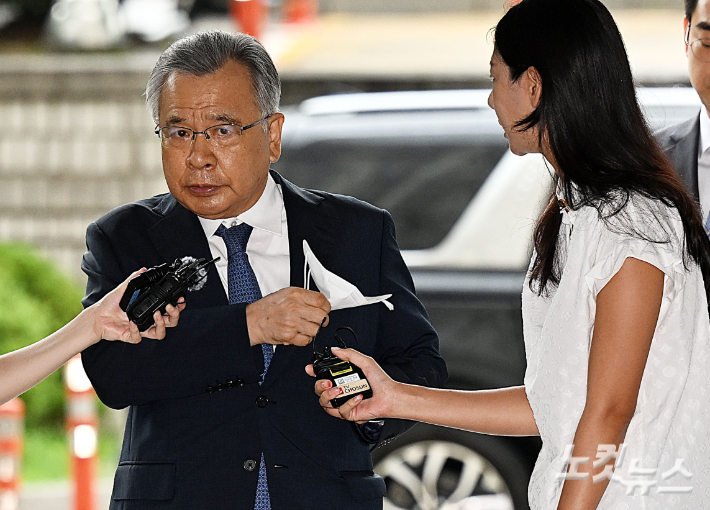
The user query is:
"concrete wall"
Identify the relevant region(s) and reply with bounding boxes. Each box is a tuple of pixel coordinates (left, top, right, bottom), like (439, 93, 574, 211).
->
(0, 55, 168, 283)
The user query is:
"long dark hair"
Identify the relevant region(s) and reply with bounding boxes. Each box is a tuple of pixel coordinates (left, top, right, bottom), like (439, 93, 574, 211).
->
(494, 0, 710, 308)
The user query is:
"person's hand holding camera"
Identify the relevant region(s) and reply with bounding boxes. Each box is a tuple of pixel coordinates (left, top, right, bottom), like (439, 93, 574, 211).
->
(246, 287, 330, 347)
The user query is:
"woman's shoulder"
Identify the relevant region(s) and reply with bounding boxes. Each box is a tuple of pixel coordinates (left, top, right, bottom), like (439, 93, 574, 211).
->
(576, 191, 684, 243)
(575, 192, 690, 299)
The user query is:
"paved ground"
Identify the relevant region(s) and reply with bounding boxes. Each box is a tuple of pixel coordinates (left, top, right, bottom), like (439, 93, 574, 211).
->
(20, 479, 112, 510)
(258, 9, 688, 84)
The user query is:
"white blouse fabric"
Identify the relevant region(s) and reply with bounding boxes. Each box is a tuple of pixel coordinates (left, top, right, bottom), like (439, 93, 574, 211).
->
(522, 193, 710, 510)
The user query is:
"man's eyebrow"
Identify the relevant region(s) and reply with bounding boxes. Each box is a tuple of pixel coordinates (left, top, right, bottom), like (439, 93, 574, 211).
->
(213, 114, 239, 124)
(696, 21, 710, 31)
(164, 116, 185, 125)
(163, 114, 239, 125)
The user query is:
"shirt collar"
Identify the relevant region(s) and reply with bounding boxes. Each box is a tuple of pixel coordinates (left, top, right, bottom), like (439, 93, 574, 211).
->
(197, 173, 284, 238)
(699, 104, 710, 156)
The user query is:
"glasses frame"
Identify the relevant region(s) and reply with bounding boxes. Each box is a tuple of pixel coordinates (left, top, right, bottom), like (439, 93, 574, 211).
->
(154, 115, 272, 147)
(686, 24, 710, 63)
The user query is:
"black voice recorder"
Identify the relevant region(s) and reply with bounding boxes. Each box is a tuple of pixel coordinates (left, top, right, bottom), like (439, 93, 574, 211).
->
(312, 325, 373, 408)
(119, 256, 218, 331)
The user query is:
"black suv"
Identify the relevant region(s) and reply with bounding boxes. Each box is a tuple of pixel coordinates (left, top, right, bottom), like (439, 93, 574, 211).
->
(272, 87, 700, 510)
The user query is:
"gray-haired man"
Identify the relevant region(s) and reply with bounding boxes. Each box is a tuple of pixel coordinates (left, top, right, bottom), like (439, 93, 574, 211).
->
(80, 31, 447, 510)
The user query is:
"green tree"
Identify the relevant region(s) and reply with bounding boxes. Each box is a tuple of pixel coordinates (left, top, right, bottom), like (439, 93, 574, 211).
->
(0, 242, 83, 428)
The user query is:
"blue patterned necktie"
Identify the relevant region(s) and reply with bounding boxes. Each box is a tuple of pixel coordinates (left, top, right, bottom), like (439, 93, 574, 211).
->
(215, 222, 272, 510)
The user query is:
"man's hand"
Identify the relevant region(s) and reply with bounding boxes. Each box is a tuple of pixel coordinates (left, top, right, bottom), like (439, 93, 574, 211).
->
(246, 287, 330, 347)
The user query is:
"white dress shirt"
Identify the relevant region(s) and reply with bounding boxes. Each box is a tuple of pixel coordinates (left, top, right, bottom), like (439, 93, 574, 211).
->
(197, 173, 290, 307)
(200, 173, 383, 433)
(697, 104, 710, 226)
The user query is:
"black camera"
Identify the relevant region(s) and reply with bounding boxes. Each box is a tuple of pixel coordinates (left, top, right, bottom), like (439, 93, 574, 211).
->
(119, 256, 218, 332)
(312, 326, 372, 408)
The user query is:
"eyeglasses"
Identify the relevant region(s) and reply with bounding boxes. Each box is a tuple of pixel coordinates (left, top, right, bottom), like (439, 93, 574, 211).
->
(154, 116, 271, 149)
(686, 26, 710, 63)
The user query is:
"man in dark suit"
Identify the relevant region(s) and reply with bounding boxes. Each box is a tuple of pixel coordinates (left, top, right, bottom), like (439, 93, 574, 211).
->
(80, 31, 447, 510)
(657, 115, 699, 198)
(656, 0, 710, 208)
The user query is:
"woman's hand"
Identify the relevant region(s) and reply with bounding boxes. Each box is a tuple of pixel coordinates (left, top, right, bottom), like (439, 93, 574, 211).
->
(306, 350, 540, 436)
(305, 347, 399, 423)
(91, 270, 186, 344)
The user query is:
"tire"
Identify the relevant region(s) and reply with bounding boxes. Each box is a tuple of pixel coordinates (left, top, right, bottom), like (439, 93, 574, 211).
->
(372, 424, 536, 510)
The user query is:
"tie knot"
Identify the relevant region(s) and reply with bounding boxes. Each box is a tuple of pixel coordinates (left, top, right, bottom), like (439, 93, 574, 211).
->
(216, 222, 253, 253)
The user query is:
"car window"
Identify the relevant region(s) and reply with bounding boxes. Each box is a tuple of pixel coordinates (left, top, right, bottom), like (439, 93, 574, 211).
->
(273, 140, 508, 250)
(274, 88, 699, 258)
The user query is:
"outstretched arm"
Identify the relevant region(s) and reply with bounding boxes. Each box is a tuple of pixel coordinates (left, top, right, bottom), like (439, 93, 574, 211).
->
(307, 350, 539, 437)
(0, 272, 182, 406)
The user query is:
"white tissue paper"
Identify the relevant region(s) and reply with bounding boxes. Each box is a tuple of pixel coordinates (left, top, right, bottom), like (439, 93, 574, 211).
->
(303, 240, 394, 311)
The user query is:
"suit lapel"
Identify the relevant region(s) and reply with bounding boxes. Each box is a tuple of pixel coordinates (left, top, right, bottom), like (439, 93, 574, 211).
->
(262, 171, 336, 388)
(147, 195, 228, 309)
(145, 179, 337, 383)
(667, 114, 700, 200)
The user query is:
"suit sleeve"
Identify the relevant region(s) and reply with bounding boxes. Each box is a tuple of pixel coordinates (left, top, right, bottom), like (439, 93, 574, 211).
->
(80, 221, 265, 409)
(369, 210, 448, 447)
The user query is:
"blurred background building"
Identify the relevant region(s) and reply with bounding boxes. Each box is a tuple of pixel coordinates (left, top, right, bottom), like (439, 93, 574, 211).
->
(0, 0, 687, 283)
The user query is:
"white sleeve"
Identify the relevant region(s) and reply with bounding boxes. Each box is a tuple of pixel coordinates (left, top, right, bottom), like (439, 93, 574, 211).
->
(584, 222, 686, 302)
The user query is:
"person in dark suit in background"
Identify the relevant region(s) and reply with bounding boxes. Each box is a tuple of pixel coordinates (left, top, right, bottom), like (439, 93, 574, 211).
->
(80, 30, 447, 510)
(657, 0, 710, 220)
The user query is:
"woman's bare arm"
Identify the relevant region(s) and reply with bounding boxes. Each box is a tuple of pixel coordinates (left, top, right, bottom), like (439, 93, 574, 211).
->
(556, 257, 663, 509)
(0, 272, 184, 406)
(308, 350, 539, 437)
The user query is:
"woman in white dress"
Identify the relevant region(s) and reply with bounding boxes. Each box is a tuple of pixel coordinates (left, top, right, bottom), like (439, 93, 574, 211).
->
(309, 0, 710, 508)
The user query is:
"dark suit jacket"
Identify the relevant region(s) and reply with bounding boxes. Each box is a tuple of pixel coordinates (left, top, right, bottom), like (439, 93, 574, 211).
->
(656, 114, 700, 200)
(81, 171, 447, 510)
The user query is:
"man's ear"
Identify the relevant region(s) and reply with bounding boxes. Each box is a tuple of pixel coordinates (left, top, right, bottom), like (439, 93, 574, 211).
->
(685, 16, 691, 55)
(503, 0, 523, 12)
(268, 113, 285, 163)
(522, 66, 543, 110)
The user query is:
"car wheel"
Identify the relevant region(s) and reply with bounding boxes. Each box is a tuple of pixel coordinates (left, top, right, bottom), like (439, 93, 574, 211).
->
(373, 424, 533, 510)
